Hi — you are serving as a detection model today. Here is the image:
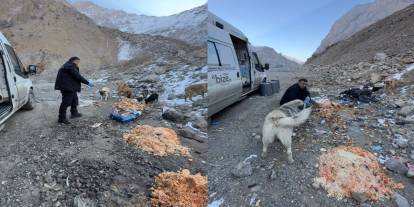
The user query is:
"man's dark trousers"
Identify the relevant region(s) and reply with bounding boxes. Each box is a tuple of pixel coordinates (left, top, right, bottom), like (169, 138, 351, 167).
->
(59, 91, 79, 120)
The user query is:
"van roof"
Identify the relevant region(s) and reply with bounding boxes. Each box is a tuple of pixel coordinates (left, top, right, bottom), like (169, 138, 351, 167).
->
(208, 12, 248, 42)
(0, 32, 11, 45)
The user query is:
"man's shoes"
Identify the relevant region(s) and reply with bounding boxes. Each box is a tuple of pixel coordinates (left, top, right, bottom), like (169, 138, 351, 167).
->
(70, 113, 82, 118)
(58, 119, 71, 124)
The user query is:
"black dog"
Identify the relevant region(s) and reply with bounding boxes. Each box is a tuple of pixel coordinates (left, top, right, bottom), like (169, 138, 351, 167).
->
(145, 93, 158, 104)
(136, 96, 144, 102)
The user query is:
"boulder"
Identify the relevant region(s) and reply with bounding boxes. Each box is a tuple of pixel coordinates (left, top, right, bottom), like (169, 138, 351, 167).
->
(192, 118, 207, 131)
(374, 52, 388, 62)
(231, 161, 253, 178)
(393, 193, 409, 207)
(162, 108, 185, 123)
(370, 73, 382, 83)
(398, 105, 414, 117)
(177, 128, 197, 139)
(142, 74, 160, 83)
(154, 67, 167, 75)
(385, 158, 408, 175)
(74, 194, 96, 207)
(393, 136, 409, 148)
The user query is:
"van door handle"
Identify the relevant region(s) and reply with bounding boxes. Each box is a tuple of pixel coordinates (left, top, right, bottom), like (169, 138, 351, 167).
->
(14, 77, 16, 82)
(237, 72, 240, 78)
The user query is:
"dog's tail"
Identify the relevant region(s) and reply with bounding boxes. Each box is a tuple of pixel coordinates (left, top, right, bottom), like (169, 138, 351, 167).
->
(277, 107, 312, 127)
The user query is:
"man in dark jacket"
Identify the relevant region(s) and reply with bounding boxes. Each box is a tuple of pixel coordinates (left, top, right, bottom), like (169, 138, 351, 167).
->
(55, 57, 93, 124)
(280, 78, 311, 106)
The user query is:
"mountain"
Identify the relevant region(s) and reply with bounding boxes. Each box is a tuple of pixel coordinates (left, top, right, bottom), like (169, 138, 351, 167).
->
(306, 4, 414, 65)
(283, 55, 305, 65)
(0, 0, 119, 74)
(251, 46, 302, 70)
(0, 0, 205, 75)
(314, 0, 414, 55)
(72, 1, 207, 46)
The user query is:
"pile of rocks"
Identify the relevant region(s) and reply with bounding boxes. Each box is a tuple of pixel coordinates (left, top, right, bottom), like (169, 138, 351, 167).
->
(305, 52, 414, 88)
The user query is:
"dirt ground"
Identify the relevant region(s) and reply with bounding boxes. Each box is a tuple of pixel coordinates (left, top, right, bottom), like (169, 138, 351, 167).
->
(207, 70, 414, 207)
(0, 73, 206, 206)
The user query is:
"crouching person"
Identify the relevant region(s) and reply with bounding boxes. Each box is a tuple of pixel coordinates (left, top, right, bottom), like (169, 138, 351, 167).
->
(54, 57, 93, 124)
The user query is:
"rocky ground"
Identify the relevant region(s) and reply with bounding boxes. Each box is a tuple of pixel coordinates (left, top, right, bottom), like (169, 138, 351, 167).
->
(0, 64, 207, 206)
(208, 68, 414, 207)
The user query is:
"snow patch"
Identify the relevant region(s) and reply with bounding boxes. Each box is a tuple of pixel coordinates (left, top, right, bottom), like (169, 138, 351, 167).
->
(243, 154, 257, 163)
(208, 198, 224, 207)
(393, 63, 414, 80)
(118, 40, 132, 61)
(159, 65, 207, 107)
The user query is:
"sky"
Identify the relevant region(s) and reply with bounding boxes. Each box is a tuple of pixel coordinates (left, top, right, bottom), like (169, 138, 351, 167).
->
(209, 0, 373, 62)
(69, 0, 207, 16)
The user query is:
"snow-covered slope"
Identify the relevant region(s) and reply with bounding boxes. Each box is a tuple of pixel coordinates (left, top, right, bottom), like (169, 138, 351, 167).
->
(72, 1, 207, 46)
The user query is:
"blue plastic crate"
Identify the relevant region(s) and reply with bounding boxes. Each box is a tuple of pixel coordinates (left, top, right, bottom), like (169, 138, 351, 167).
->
(110, 111, 142, 123)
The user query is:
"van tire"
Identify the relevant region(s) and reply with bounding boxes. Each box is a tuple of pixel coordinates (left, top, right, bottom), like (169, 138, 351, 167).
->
(22, 90, 35, 110)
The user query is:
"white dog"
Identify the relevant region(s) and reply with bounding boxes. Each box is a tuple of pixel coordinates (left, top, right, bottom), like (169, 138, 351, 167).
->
(99, 87, 111, 101)
(261, 99, 312, 163)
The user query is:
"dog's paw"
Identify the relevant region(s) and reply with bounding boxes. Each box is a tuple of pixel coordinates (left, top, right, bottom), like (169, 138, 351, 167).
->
(261, 152, 267, 158)
(288, 158, 294, 164)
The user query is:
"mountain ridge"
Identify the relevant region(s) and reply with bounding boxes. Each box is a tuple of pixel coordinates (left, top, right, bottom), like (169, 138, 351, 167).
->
(314, 0, 414, 55)
(72, 1, 207, 46)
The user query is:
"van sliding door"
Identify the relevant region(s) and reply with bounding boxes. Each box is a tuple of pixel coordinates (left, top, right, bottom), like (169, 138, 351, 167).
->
(208, 40, 242, 115)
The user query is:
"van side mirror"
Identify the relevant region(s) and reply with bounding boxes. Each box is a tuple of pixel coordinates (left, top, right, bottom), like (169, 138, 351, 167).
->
(28, 65, 37, 75)
(264, 63, 269, 70)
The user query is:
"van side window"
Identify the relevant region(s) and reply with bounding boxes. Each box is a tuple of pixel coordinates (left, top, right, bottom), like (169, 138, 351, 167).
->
(4, 45, 27, 78)
(215, 43, 237, 67)
(208, 41, 220, 66)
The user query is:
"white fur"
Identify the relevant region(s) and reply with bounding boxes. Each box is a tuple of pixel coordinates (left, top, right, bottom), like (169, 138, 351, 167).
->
(99, 87, 111, 101)
(261, 99, 312, 163)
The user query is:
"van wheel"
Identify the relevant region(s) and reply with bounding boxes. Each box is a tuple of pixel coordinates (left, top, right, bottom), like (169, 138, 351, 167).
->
(22, 90, 35, 110)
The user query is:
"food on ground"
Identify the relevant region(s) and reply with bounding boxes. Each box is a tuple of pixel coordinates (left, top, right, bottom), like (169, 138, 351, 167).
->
(123, 125, 190, 157)
(314, 99, 346, 128)
(113, 98, 145, 114)
(314, 146, 404, 201)
(151, 169, 208, 207)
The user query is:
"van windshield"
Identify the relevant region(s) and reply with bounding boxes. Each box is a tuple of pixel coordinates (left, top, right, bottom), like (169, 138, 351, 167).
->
(4, 44, 27, 78)
(252, 53, 263, 72)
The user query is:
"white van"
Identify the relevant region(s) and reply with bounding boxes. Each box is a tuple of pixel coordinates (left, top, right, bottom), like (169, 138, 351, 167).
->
(208, 12, 269, 117)
(0, 32, 36, 126)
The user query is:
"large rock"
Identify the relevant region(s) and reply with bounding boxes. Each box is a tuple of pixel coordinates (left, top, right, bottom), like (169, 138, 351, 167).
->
(154, 67, 167, 75)
(231, 161, 253, 178)
(393, 193, 409, 207)
(403, 115, 414, 124)
(177, 128, 197, 139)
(385, 158, 408, 175)
(74, 194, 96, 207)
(162, 107, 185, 123)
(393, 136, 409, 148)
(398, 105, 414, 117)
(192, 118, 207, 131)
(370, 73, 382, 83)
(142, 74, 160, 83)
(407, 164, 414, 178)
(374, 52, 388, 62)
